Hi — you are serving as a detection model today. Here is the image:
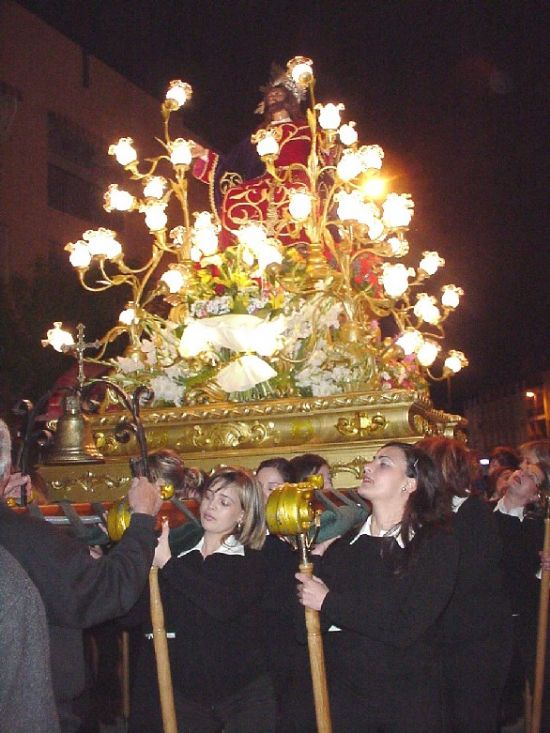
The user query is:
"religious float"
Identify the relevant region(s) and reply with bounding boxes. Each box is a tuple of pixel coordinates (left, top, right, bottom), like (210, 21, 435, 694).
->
(36, 56, 467, 503)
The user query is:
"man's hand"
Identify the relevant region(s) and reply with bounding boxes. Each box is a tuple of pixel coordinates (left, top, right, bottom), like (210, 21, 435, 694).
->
(128, 476, 162, 516)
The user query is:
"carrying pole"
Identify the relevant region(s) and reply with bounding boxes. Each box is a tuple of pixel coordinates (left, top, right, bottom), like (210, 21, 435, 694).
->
(150, 566, 178, 733)
(531, 497, 550, 733)
(298, 535, 332, 733)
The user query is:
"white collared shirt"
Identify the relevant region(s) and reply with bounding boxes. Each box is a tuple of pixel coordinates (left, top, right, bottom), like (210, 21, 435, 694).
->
(452, 495, 469, 513)
(494, 497, 525, 522)
(177, 534, 245, 558)
(350, 514, 407, 548)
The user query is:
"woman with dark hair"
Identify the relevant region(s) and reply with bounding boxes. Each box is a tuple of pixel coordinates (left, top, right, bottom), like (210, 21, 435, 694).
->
(130, 466, 275, 733)
(296, 442, 459, 732)
(489, 445, 521, 475)
(418, 436, 512, 733)
(290, 452, 333, 489)
(256, 456, 295, 502)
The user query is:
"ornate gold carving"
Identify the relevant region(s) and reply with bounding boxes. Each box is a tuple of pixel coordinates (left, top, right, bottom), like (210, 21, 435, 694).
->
(48, 472, 130, 498)
(336, 411, 387, 439)
(331, 457, 370, 481)
(185, 421, 278, 450)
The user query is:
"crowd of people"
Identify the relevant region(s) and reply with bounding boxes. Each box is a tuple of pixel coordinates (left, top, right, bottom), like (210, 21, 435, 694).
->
(0, 415, 549, 733)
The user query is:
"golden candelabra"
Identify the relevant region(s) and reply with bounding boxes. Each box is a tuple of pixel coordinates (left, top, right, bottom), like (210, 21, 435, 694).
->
(43, 57, 467, 411)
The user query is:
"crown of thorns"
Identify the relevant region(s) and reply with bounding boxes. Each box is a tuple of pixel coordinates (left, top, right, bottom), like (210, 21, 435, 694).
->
(255, 64, 307, 114)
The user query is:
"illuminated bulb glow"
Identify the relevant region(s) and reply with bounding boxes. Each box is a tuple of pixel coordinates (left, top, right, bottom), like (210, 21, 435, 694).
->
(339, 122, 358, 146)
(419, 251, 445, 276)
(140, 201, 167, 231)
(417, 341, 441, 367)
(336, 151, 362, 181)
(45, 322, 74, 352)
(441, 284, 463, 309)
(287, 56, 314, 85)
(381, 263, 415, 298)
(361, 177, 386, 199)
(414, 293, 441, 324)
(108, 138, 137, 166)
(104, 184, 135, 212)
(83, 228, 122, 259)
(316, 103, 344, 130)
(336, 191, 367, 221)
(237, 223, 268, 249)
(359, 145, 384, 170)
(444, 350, 468, 374)
(143, 176, 167, 199)
(170, 139, 192, 166)
(382, 193, 414, 228)
(396, 329, 423, 355)
(119, 307, 137, 326)
(255, 131, 280, 158)
(387, 236, 409, 257)
(288, 191, 312, 220)
(67, 241, 92, 269)
(165, 80, 192, 109)
(161, 268, 185, 293)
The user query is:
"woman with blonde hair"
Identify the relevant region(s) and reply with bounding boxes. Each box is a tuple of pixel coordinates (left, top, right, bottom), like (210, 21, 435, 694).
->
(130, 466, 275, 733)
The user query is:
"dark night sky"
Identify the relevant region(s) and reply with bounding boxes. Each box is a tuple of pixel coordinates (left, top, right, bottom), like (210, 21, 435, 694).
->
(18, 0, 550, 410)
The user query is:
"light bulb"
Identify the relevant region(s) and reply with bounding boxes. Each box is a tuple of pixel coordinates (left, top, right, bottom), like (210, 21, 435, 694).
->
(382, 193, 414, 228)
(419, 251, 445, 276)
(444, 350, 468, 374)
(387, 236, 409, 257)
(255, 131, 280, 158)
(359, 145, 384, 171)
(417, 340, 441, 367)
(161, 268, 185, 294)
(165, 80, 193, 109)
(287, 56, 314, 85)
(83, 228, 122, 259)
(67, 240, 92, 269)
(141, 201, 167, 231)
(170, 138, 192, 166)
(336, 191, 363, 221)
(339, 122, 358, 146)
(336, 151, 362, 181)
(396, 329, 423, 355)
(237, 222, 268, 249)
(103, 184, 135, 212)
(441, 284, 463, 309)
(316, 103, 345, 130)
(414, 293, 441, 325)
(143, 176, 167, 199)
(44, 322, 74, 352)
(288, 191, 312, 220)
(119, 307, 137, 326)
(381, 263, 415, 298)
(108, 138, 137, 166)
(361, 177, 386, 200)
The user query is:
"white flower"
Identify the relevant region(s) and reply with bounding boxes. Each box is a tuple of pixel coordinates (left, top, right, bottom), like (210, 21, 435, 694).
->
(116, 356, 143, 373)
(150, 375, 184, 406)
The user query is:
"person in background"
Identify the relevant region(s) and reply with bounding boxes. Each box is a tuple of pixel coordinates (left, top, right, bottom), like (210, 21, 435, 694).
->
(494, 461, 550, 729)
(487, 465, 514, 501)
(290, 452, 333, 490)
(296, 442, 459, 732)
(0, 418, 162, 733)
(520, 439, 550, 472)
(256, 456, 295, 502)
(489, 445, 521, 476)
(0, 542, 60, 733)
(418, 436, 512, 733)
(130, 466, 275, 733)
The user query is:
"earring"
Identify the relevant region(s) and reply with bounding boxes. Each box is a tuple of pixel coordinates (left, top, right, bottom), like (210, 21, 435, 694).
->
(236, 520, 243, 532)
(401, 486, 407, 492)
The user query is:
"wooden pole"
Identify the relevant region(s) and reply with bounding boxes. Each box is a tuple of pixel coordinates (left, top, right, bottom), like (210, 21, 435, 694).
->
(121, 630, 130, 725)
(298, 536, 332, 733)
(149, 566, 178, 733)
(531, 505, 550, 733)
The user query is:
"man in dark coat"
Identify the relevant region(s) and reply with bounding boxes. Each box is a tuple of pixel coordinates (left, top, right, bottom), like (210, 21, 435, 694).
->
(0, 419, 161, 732)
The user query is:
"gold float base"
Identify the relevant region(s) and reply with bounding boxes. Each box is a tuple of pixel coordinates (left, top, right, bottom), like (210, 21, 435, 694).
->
(39, 389, 466, 502)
